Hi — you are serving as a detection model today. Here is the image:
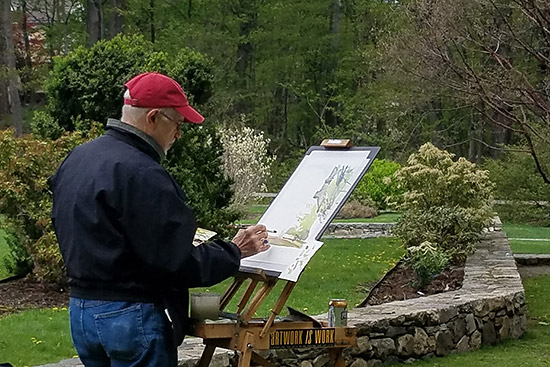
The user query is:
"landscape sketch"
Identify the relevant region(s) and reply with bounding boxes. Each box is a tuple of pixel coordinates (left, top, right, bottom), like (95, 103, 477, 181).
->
(241, 147, 379, 281)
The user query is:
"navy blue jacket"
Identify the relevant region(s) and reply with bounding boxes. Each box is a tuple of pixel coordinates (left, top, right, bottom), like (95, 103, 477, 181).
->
(49, 121, 241, 304)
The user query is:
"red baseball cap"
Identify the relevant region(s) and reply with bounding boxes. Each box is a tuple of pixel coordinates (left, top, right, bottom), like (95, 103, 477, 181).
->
(124, 72, 204, 124)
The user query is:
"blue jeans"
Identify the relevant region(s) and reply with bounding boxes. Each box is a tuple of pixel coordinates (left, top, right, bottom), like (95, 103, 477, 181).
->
(69, 298, 177, 367)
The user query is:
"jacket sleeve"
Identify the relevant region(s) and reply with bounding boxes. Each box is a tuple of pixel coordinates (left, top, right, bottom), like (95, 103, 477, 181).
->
(119, 165, 241, 288)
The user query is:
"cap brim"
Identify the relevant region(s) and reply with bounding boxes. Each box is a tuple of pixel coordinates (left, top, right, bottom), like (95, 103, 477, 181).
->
(175, 105, 204, 124)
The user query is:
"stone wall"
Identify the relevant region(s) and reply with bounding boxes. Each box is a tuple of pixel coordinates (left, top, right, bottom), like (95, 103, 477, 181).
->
(514, 254, 550, 266)
(323, 223, 394, 239)
(175, 230, 526, 367)
(341, 230, 526, 366)
(322, 217, 502, 240)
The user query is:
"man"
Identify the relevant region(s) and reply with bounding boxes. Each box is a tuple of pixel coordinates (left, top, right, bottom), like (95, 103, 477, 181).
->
(49, 72, 270, 366)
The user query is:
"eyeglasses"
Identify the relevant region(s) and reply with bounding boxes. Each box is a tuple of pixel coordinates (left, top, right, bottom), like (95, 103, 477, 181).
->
(158, 110, 185, 129)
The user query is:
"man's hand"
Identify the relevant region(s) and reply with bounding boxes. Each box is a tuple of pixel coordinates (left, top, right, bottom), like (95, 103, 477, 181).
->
(232, 224, 270, 258)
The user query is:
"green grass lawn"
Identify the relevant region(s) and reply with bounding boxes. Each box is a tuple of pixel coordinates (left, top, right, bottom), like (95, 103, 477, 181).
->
(0, 237, 403, 366)
(249, 204, 269, 214)
(508, 240, 550, 254)
(502, 223, 550, 254)
(407, 275, 550, 367)
(0, 308, 76, 366)
(503, 223, 550, 239)
(196, 237, 405, 316)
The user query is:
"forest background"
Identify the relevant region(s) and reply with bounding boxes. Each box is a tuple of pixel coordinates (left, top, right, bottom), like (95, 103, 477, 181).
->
(1, 0, 550, 223)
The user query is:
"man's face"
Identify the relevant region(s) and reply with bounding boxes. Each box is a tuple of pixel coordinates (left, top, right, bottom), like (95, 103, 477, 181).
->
(148, 108, 184, 153)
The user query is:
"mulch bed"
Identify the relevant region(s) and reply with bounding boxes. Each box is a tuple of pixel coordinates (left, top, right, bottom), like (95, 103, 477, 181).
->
(0, 277, 69, 317)
(363, 261, 465, 306)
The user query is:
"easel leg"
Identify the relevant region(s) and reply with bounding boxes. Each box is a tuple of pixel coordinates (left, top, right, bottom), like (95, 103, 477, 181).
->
(328, 348, 346, 367)
(197, 344, 216, 367)
(238, 332, 254, 367)
(250, 352, 274, 367)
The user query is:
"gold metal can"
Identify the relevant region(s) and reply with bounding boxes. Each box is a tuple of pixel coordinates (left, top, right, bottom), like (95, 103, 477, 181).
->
(328, 299, 348, 327)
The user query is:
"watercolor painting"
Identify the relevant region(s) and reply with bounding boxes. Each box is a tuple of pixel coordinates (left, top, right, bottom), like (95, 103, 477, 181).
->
(241, 146, 380, 282)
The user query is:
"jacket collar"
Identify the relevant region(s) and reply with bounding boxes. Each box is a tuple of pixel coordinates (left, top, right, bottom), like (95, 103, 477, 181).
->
(106, 119, 165, 162)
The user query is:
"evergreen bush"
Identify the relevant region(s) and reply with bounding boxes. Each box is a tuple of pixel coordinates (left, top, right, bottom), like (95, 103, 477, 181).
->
(44, 34, 157, 131)
(43, 34, 214, 132)
(392, 143, 494, 263)
(164, 124, 239, 238)
(30, 110, 64, 140)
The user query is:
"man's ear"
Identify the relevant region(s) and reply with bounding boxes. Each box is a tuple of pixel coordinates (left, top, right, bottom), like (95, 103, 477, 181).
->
(145, 109, 159, 128)
(139, 109, 159, 136)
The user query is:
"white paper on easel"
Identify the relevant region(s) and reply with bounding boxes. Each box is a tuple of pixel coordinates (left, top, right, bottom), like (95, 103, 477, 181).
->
(241, 147, 378, 282)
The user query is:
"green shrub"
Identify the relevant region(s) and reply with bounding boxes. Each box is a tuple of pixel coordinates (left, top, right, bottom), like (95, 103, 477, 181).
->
(394, 206, 480, 262)
(1, 220, 32, 278)
(30, 110, 64, 140)
(165, 125, 239, 238)
(43, 34, 214, 132)
(392, 143, 495, 262)
(44, 34, 156, 131)
(405, 241, 450, 289)
(170, 49, 215, 105)
(351, 159, 402, 210)
(0, 127, 102, 283)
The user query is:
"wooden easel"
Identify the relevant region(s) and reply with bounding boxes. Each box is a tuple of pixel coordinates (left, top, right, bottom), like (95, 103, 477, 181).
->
(191, 268, 356, 367)
(192, 139, 369, 366)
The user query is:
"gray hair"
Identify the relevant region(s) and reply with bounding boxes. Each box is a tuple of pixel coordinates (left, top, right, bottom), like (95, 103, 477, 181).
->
(121, 89, 176, 124)
(121, 89, 152, 123)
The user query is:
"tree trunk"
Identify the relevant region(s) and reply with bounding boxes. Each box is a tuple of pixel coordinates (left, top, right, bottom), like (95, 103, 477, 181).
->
(59, 0, 70, 54)
(1, 0, 23, 136)
(329, 0, 342, 49)
(99, 1, 105, 40)
(0, 1, 8, 117)
(468, 124, 479, 162)
(321, 0, 343, 129)
(149, 0, 155, 43)
(233, 0, 257, 114)
(489, 107, 511, 159)
(87, 0, 102, 45)
(108, 0, 124, 38)
(234, 1, 257, 84)
(21, 0, 32, 68)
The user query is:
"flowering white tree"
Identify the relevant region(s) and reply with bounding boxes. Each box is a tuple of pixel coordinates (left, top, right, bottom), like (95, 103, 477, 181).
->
(219, 118, 275, 209)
